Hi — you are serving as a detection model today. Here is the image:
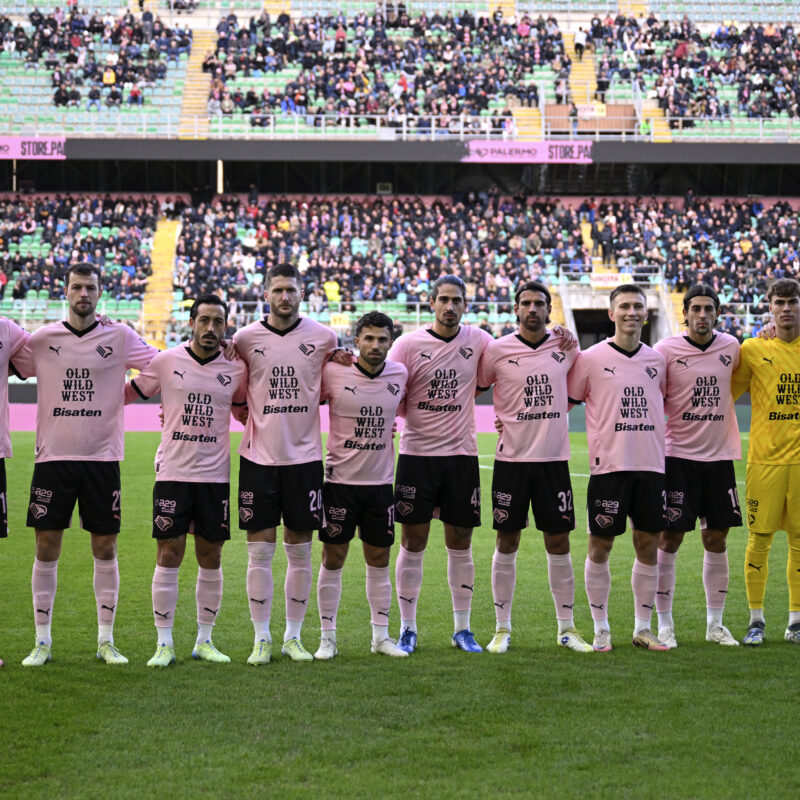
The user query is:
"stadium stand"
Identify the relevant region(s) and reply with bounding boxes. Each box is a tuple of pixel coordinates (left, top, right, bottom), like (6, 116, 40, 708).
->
(0, 9, 191, 136)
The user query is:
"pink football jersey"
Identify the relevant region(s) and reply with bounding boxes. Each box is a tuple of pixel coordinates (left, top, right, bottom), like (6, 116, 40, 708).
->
(389, 324, 492, 457)
(131, 345, 248, 482)
(567, 339, 666, 474)
(14, 321, 157, 462)
(478, 332, 578, 461)
(321, 359, 407, 485)
(1, 317, 30, 458)
(654, 332, 741, 461)
(234, 317, 337, 465)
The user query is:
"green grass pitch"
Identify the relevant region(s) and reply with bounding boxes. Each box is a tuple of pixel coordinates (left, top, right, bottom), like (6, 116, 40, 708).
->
(1, 431, 798, 799)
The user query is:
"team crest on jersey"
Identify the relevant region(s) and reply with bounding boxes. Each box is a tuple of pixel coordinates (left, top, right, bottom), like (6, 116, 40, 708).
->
(594, 513, 614, 529)
(396, 501, 413, 517)
(239, 508, 254, 523)
(154, 515, 173, 532)
(645, 366, 658, 379)
(719, 354, 732, 367)
(552, 351, 566, 363)
(493, 509, 509, 524)
(29, 502, 48, 519)
(299, 343, 316, 356)
(458, 347, 474, 360)
(96, 345, 113, 359)
(666, 507, 682, 523)
(216, 373, 232, 387)
(325, 522, 343, 537)
(387, 383, 400, 395)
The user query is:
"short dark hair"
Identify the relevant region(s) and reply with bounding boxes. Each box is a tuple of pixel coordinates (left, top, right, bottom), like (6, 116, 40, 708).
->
(766, 278, 800, 302)
(609, 283, 646, 306)
(355, 310, 393, 337)
(189, 293, 228, 320)
(431, 275, 466, 301)
(683, 284, 720, 313)
(514, 280, 552, 307)
(65, 262, 102, 289)
(266, 262, 302, 287)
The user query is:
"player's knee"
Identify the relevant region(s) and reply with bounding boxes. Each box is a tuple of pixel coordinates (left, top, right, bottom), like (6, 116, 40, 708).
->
(700, 528, 727, 552)
(90, 533, 117, 560)
(542, 531, 569, 555)
(496, 531, 520, 554)
(747, 531, 775, 553)
(658, 529, 684, 553)
(321, 544, 347, 570)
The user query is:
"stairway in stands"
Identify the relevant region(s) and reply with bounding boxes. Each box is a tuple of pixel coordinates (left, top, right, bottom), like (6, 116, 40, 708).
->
(512, 106, 542, 139)
(178, 30, 215, 139)
(563, 33, 596, 107)
(550, 287, 565, 326)
(143, 219, 180, 347)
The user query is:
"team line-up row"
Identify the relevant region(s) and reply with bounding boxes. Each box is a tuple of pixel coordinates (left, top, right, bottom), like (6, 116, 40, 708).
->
(2, 262, 799, 668)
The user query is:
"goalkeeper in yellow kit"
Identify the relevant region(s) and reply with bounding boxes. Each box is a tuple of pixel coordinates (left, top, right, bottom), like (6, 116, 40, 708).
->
(732, 277, 800, 645)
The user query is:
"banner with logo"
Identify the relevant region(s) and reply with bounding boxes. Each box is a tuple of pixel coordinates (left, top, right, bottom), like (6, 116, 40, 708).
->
(462, 140, 593, 164)
(589, 272, 632, 289)
(0, 137, 66, 160)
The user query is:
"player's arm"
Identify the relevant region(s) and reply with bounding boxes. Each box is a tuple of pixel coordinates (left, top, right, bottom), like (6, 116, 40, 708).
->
(230, 364, 249, 424)
(475, 345, 495, 397)
(127, 358, 162, 405)
(124, 326, 160, 370)
(9, 331, 36, 379)
(731, 342, 753, 400)
(566, 352, 588, 407)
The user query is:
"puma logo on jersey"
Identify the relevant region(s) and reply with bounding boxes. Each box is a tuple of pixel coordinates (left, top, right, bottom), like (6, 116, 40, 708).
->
(173, 370, 186, 380)
(763, 357, 775, 366)
(719, 354, 732, 367)
(458, 346, 474, 360)
(603, 366, 616, 375)
(419, 352, 432, 361)
(344, 386, 356, 394)
(216, 373, 231, 387)
(507, 358, 520, 366)
(96, 345, 113, 359)
(552, 351, 566, 363)
(676, 358, 689, 368)
(254, 347, 266, 356)
(49, 346, 61, 356)
(299, 343, 316, 356)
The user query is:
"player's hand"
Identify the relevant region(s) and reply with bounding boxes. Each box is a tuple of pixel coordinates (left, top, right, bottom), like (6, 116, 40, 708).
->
(494, 416, 504, 433)
(330, 348, 354, 366)
(551, 325, 578, 350)
(97, 313, 113, 327)
(219, 339, 240, 359)
(158, 405, 165, 428)
(758, 322, 777, 339)
(391, 419, 398, 438)
(232, 404, 249, 424)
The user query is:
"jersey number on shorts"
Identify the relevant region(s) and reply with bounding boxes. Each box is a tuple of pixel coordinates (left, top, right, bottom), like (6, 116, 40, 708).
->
(470, 488, 480, 508)
(309, 489, 323, 513)
(728, 487, 739, 508)
(557, 490, 573, 513)
(111, 490, 121, 512)
(0, 492, 5, 517)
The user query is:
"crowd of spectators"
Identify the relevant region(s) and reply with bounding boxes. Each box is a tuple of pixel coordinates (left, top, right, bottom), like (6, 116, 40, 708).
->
(0, 9, 192, 110)
(588, 12, 798, 126)
(0, 194, 156, 302)
(169, 191, 799, 341)
(203, 9, 566, 130)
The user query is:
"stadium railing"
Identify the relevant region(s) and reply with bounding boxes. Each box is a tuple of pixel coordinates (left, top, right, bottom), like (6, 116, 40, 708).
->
(2, 297, 144, 332)
(559, 264, 664, 287)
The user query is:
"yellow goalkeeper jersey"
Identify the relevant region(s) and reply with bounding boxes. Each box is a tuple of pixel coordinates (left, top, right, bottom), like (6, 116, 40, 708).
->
(732, 335, 800, 465)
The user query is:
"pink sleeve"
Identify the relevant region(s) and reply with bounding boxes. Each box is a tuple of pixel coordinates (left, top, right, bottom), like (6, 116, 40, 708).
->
(125, 327, 159, 371)
(130, 357, 162, 400)
(10, 336, 36, 379)
(566, 353, 588, 402)
(476, 347, 496, 389)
